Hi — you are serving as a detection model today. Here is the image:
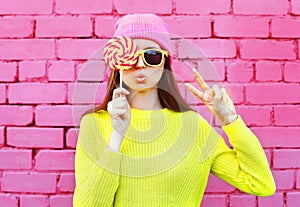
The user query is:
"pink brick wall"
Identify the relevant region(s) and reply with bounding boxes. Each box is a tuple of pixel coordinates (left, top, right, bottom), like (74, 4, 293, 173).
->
(0, 1, 299, 207)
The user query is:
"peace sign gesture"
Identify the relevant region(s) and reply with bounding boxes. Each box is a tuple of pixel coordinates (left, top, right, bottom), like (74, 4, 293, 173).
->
(185, 68, 238, 126)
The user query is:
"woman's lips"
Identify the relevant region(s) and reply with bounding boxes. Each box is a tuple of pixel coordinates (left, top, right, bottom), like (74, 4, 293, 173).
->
(134, 74, 146, 83)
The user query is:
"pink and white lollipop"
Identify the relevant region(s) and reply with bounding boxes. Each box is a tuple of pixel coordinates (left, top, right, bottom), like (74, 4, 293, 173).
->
(103, 36, 139, 88)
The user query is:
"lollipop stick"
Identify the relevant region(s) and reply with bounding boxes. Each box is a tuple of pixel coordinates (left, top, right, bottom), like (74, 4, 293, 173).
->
(120, 69, 123, 89)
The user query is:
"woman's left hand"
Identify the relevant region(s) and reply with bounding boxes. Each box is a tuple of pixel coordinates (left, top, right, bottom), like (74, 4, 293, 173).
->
(185, 68, 238, 126)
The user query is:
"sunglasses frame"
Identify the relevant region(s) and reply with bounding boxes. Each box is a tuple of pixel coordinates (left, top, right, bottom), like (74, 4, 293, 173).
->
(136, 49, 169, 67)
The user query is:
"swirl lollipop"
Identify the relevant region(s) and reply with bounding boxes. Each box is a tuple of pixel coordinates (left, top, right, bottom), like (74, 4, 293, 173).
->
(103, 36, 139, 88)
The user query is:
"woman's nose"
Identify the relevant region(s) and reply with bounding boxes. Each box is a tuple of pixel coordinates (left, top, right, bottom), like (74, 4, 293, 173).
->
(135, 55, 146, 69)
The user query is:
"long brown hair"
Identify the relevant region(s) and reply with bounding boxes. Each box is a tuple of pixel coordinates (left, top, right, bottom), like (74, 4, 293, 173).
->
(81, 58, 194, 118)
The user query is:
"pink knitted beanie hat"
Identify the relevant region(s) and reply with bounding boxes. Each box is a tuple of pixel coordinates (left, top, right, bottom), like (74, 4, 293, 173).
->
(114, 13, 173, 65)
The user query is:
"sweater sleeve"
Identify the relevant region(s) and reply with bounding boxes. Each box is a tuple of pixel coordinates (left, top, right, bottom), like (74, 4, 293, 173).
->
(208, 116, 276, 196)
(73, 113, 122, 207)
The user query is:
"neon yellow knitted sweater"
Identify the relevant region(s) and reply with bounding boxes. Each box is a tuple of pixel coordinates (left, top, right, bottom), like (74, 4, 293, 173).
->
(73, 108, 276, 207)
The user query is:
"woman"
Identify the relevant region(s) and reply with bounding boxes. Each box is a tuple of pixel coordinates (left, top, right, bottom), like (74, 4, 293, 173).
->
(73, 13, 276, 207)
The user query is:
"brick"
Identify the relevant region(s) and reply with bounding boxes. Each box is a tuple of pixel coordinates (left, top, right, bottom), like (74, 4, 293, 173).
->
(36, 16, 92, 37)
(299, 40, 300, 58)
(1, 172, 56, 193)
(50, 195, 73, 207)
(197, 60, 225, 81)
(175, 0, 231, 14)
(258, 192, 284, 207)
(226, 61, 254, 82)
(0, 17, 33, 38)
(0, 149, 31, 169)
(163, 16, 211, 38)
(252, 127, 300, 148)
(274, 106, 300, 126)
(68, 82, 106, 104)
(7, 127, 64, 148)
(58, 39, 106, 60)
(115, 0, 172, 14)
(255, 61, 282, 82)
(48, 61, 75, 82)
(20, 195, 48, 207)
(66, 128, 79, 148)
(0, 127, 4, 146)
(233, 0, 288, 15)
(172, 60, 195, 82)
(194, 106, 215, 126)
(297, 170, 300, 189)
(240, 40, 296, 60)
(287, 192, 300, 207)
(35, 150, 75, 170)
(291, 0, 300, 15)
(271, 170, 294, 190)
(0, 62, 17, 82)
(19, 61, 47, 81)
(178, 39, 236, 59)
(284, 62, 300, 82)
(56, 0, 112, 14)
(215, 16, 269, 38)
(0, 194, 18, 207)
(58, 173, 75, 192)
(264, 149, 272, 165)
(229, 195, 256, 207)
(274, 149, 300, 168)
(35, 105, 89, 127)
(223, 84, 244, 104)
(246, 84, 300, 104)
(95, 16, 119, 38)
(0, 0, 52, 14)
(0, 105, 33, 125)
(8, 83, 66, 104)
(205, 174, 235, 193)
(0, 39, 55, 60)
(272, 18, 300, 38)
(0, 84, 6, 103)
(200, 195, 226, 207)
(235, 106, 271, 126)
(77, 60, 107, 82)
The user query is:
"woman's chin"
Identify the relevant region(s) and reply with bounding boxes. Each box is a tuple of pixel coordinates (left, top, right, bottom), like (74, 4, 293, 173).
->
(131, 85, 154, 92)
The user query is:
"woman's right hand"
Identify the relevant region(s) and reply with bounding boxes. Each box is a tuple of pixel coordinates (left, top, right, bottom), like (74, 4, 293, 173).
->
(107, 88, 131, 150)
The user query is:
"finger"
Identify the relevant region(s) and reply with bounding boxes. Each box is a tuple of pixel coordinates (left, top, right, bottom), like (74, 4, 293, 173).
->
(113, 96, 127, 103)
(113, 108, 127, 116)
(220, 88, 227, 102)
(212, 85, 222, 100)
(113, 101, 127, 109)
(192, 68, 209, 91)
(203, 90, 211, 102)
(185, 82, 206, 103)
(113, 88, 130, 99)
(115, 96, 131, 108)
(107, 101, 113, 113)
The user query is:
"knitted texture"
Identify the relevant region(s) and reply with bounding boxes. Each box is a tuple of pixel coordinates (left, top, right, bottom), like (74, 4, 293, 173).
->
(73, 108, 276, 207)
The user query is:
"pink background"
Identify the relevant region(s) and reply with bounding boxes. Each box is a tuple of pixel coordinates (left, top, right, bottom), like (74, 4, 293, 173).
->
(0, 0, 300, 206)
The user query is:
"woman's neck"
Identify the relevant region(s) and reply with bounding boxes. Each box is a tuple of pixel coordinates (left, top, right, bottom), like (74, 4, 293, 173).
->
(127, 87, 163, 110)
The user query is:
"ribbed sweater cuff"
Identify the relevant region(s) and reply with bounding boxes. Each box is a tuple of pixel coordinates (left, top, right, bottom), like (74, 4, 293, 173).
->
(222, 115, 245, 133)
(222, 115, 256, 144)
(222, 115, 265, 156)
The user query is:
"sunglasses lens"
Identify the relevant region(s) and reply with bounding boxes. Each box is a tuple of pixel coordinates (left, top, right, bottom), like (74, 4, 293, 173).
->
(144, 50, 163, 65)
